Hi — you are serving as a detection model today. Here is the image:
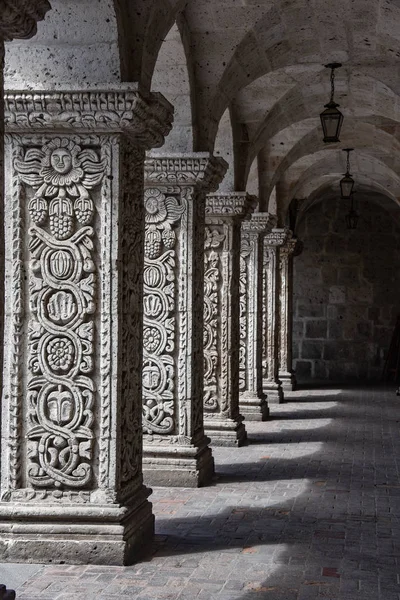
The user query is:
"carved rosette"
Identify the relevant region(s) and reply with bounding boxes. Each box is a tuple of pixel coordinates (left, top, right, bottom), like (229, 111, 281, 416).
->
(13, 137, 105, 490)
(2, 90, 173, 506)
(262, 228, 291, 388)
(203, 193, 254, 422)
(0, 0, 51, 41)
(142, 188, 185, 435)
(143, 155, 227, 448)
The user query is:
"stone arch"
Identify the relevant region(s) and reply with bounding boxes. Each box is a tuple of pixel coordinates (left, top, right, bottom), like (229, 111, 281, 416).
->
(293, 189, 400, 382)
(114, 0, 185, 91)
(286, 152, 400, 208)
(214, 108, 235, 192)
(246, 157, 259, 197)
(265, 121, 400, 202)
(151, 17, 195, 152)
(245, 71, 400, 170)
(290, 174, 400, 219)
(203, 0, 400, 146)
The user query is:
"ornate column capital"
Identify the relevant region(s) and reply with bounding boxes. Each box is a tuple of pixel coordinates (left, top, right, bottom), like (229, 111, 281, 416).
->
(144, 153, 227, 191)
(265, 227, 292, 248)
(5, 88, 174, 148)
(205, 192, 256, 220)
(280, 237, 303, 259)
(0, 0, 51, 41)
(242, 212, 277, 234)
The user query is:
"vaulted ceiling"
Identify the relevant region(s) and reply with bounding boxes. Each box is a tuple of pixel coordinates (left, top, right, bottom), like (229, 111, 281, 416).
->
(5, 0, 400, 221)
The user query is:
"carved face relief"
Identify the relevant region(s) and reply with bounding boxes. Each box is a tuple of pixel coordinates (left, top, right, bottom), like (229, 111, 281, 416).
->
(10, 136, 107, 491)
(46, 387, 74, 426)
(143, 363, 161, 391)
(50, 148, 73, 175)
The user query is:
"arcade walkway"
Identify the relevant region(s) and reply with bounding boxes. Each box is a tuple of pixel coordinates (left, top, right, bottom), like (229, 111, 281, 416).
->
(3, 386, 400, 600)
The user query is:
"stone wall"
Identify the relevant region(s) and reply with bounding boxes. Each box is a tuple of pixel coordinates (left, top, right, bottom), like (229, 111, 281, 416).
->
(293, 196, 400, 382)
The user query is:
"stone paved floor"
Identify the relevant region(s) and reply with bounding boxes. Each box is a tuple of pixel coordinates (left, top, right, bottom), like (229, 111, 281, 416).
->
(2, 385, 400, 600)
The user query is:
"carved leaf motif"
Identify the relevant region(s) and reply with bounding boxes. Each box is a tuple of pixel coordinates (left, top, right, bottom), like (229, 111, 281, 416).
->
(142, 188, 186, 437)
(203, 228, 224, 413)
(28, 196, 48, 224)
(13, 137, 105, 491)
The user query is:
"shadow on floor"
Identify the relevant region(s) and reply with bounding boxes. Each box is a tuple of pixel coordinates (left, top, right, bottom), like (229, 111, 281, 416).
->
(150, 385, 400, 600)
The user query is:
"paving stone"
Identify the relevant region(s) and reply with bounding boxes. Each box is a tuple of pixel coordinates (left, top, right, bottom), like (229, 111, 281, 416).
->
(6, 386, 400, 600)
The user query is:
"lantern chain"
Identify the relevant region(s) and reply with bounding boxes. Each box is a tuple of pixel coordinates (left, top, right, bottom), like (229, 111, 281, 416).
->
(330, 67, 335, 103)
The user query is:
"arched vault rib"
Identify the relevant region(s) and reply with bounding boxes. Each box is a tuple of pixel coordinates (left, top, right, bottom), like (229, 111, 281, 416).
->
(255, 121, 400, 203)
(234, 70, 400, 188)
(115, 0, 186, 91)
(185, 0, 400, 149)
(151, 18, 195, 153)
(283, 164, 400, 218)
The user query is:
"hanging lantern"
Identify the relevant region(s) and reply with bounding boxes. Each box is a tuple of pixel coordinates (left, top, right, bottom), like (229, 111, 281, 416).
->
(345, 193, 359, 230)
(340, 148, 355, 199)
(320, 63, 343, 143)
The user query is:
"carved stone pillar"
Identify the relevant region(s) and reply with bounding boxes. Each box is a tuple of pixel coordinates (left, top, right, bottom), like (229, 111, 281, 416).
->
(142, 153, 227, 487)
(239, 212, 275, 421)
(1, 89, 173, 565)
(263, 228, 291, 404)
(278, 237, 302, 391)
(0, 2, 51, 475)
(203, 193, 254, 446)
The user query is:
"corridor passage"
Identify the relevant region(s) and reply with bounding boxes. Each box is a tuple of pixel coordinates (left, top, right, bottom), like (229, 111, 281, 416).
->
(3, 386, 400, 600)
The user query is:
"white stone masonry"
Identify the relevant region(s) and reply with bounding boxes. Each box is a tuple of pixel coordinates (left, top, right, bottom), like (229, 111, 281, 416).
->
(142, 153, 227, 487)
(239, 212, 276, 420)
(1, 88, 173, 565)
(203, 192, 255, 446)
(278, 237, 303, 391)
(263, 228, 291, 404)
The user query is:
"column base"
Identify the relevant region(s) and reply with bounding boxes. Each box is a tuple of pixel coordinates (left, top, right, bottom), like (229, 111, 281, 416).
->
(239, 392, 269, 421)
(0, 487, 154, 566)
(204, 416, 247, 447)
(279, 371, 297, 392)
(263, 380, 284, 404)
(143, 436, 215, 487)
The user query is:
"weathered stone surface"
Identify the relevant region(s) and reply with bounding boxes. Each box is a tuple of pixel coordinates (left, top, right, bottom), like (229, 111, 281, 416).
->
(278, 237, 301, 392)
(262, 228, 290, 404)
(294, 198, 400, 382)
(0, 88, 173, 565)
(142, 153, 227, 486)
(0, 0, 51, 41)
(239, 212, 275, 421)
(203, 193, 255, 446)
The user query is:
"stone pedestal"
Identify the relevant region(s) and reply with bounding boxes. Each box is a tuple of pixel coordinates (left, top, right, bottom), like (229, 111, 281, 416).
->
(262, 228, 290, 404)
(239, 213, 275, 421)
(278, 237, 302, 392)
(203, 193, 254, 446)
(0, 89, 173, 565)
(142, 154, 227, 487)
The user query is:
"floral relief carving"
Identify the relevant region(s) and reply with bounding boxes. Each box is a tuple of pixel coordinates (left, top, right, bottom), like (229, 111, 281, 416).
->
(239, 235, 251, 392)
(142, 188, 185, 435)
(203, 227, 225, 412)
(13, 136, 106, 490)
